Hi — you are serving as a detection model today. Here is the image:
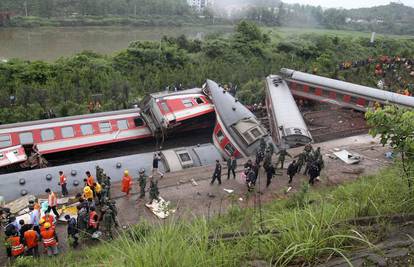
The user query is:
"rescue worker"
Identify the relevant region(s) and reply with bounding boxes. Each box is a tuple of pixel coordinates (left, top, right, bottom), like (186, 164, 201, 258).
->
(244, 159, 253, 170)
(255, 149, 265, 165)
(108, 200, 119, 228)
(40, 222, 59, 256)
(18, 219, 32, 237)
(6, 231, 24, 258)
(83, 185, 93, 200)
(95, 165, 104, 184)
(265, 164, 276, 188)
(94, 182, 102, 205)
(287, 160, 298, 184)
(23, 225, 39, 257)
(263, 149, 272, 170)
(29, 204, 40, 234)
(149, 179, 160, 204)
(41, 211, 56, 230)
(275, 149, 292, 169)
(210, 160, 222, 185)
(102, 207, 115, 239)
(246, 168, 257, 192)
(294, 151, 305, 172)
(64, 215, 79, 248)
(45, 188, 60, 218)
(308, 163, 320, 185)
(227, 155, 237, 180)
(58, 170, 68, 197)
(121, 170, 132, 198)
(152, 152, 164, 179)
(138, 168, 148, 199)
(76, 205, 88, 234)
(85, 171, 95, 193)
(88, 207, 99, 233)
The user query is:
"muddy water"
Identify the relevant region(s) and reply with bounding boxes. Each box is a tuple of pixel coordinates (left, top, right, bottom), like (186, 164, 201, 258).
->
(0, 25, 233, 61)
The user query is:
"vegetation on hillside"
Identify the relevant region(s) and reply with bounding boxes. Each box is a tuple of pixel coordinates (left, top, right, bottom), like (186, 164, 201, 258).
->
(9, 164, 412, 266)
(1, 21, 413, 124)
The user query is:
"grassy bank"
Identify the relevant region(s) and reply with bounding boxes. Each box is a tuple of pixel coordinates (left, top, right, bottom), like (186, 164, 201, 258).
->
(12, 165, 413, 267)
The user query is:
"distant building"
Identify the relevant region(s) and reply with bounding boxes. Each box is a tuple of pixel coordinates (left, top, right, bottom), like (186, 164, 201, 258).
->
(187, 0, 212, 12)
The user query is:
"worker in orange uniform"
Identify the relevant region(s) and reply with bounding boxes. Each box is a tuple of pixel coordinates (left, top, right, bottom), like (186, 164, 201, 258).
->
(58, 171, 68, 197)
(40, 222, 59, 257)
(88, 206, 99, 233)
(45, 188, 60, 218)
(41, 211, 56, 230)
(121, 170, 132, 198)
(85, 171, 95, 195)
(24, 225, 39, 257)
(6, 231, 24, 258)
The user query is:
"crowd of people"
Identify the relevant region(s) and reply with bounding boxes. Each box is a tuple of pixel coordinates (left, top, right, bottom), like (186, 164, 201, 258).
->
(210, 138, 325, 192)
(338, 55, 414, 96)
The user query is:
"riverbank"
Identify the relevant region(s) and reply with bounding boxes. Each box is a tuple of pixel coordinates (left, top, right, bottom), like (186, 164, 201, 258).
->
(1, 15, 227, 28)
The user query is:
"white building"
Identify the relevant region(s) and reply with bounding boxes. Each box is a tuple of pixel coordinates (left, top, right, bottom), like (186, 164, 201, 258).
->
(187, 0, 212, 12)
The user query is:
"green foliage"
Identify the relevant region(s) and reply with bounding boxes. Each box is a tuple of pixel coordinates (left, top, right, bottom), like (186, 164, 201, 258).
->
(1, 21, 414, 124)
(366, 106, 414, 186)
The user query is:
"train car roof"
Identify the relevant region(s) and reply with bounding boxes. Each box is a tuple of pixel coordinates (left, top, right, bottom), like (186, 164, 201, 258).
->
(0, 108, 141, 130)
(148, 88, 204, 99)
(280, 68, 414, 108)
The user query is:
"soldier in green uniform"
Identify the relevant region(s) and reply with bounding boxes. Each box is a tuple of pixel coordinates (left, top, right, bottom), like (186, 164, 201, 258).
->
(275, 149, 292, 169)
(294, 152, 307, 173)
(149, 179, 160, 204)
(138, 168, 147, 199)
(102, 206, 115, 239)
(95, 165, 103, 184)
(108, 200, 119, 228)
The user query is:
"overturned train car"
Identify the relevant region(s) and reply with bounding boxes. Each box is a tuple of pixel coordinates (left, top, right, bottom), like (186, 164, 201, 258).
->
(265, 75, 312, 148)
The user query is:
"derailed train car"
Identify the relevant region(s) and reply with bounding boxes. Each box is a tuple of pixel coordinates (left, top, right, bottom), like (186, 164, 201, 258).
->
(0, 143, 222, 201)
(205, 79, 274, 159)
(265, 75, 312, 148)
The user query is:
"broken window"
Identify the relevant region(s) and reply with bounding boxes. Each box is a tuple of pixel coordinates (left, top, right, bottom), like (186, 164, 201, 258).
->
(134, 118, 144, 127)
(178, 152, 191, 162)
(224, 143, 236, 156)
(195, 97, 204, 104)
(216, 130, 225, 143)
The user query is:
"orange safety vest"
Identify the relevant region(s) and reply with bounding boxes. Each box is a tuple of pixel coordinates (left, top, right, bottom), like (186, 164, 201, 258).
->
(60, 174, 67, 184)
(89, 211, 98, 229)
(121, 175, 132, 193)
(24, 230, 38, 249)
(8, 236, 24, 256)
(48, 192, 57, 207)
(87, 176, 95, 187)
(41, 229, 57, 247)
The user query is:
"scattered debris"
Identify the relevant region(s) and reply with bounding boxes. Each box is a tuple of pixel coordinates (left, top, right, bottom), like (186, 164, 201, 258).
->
(190, 179, 198, 186)
(285, 187, 292, 194)
(92, 231, 102, 239)
(207, 193, 216, 198)
(385, 152, 395, 159)
(5, 195, 35, 214)
(238, 198, 243, 202)
(145, 197, 175, 219)
(333, 150, 361, 164)
(224, 189, 234, 194)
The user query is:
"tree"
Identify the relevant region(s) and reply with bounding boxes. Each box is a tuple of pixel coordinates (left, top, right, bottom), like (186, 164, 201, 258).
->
(366, 106, 414, 188)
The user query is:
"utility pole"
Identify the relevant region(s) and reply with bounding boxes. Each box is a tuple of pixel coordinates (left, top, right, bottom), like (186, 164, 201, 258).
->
(24, 0, 28, 17)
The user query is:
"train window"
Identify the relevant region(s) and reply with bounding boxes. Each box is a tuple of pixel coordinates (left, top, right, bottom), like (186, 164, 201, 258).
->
(178, 152, 191, 162)
(0, 135, 11, 148)
(224, 144, 236, 156)
(19, 132, 34, 144)
(182, 99, 193, 108)
(161, 102, 170, 112)
(216, 130, 225, 143)
(350, 96, 358, 103)
(61, 127, 75, 138)
(99, 122, 112, 133)
(80, 124, 94, 136)
(195, 97, 204, 105)
(117, 120, 129, 130)
(41, 129, 55, 141)
(134, 118, 145, 127)
(242, 132, 254, 144)
(250, 128, 262, 138)
(0, 153, 3, 159)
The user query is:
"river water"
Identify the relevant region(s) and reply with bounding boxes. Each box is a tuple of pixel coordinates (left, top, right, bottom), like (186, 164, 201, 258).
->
(0, 25, 233, 62)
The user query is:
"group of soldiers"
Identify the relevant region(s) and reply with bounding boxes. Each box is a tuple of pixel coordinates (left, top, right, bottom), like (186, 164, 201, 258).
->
(211, 137, 325, 191)
(121, 167, 161, 205)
